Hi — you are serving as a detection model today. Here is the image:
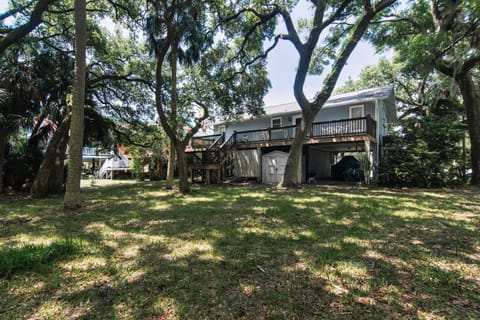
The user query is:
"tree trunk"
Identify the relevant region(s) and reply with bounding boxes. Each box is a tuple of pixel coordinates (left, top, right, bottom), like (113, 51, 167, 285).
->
(277, 2, 390, 188)
(31, 116, 71, 197)
(167, 37, 179, 190)
(49, 125, 69, 193)
(0, 133, 7, 192)
(175, 140, 190, 194)
(456, 72, 480, 185)
(279, 114, 314, 187)
(166, 141, 175, 189)
(64, 0, 86, 209)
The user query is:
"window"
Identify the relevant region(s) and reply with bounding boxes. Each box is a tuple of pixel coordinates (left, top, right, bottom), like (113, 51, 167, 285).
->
(217, 125, 226, 134)
(271, 117, 282, 128)
(293, 116, 302, 126)
(350, 105, 364, 118)
(293, 115, 302, 137)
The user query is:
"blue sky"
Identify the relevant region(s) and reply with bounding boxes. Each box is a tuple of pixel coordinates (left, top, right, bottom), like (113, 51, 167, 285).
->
(0, 1, 388, 106)
(264, 36, 384, 106)
(264, 1, 390, 106)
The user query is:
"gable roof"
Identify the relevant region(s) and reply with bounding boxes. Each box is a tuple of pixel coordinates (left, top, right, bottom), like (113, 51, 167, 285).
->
(263, 85, 395, 116)
(212, 85, 396, 126)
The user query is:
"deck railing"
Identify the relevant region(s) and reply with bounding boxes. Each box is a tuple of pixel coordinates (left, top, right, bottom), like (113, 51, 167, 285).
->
(81, 147, 112, 157)
(189, 116, 376, 149)
(234, 116, 376, 144)
(190, 134, 222, 148)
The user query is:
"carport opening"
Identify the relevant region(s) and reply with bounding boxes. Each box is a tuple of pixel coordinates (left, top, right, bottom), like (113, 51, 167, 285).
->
(307, 144, 371, 183)
(330, 155, 363, 182)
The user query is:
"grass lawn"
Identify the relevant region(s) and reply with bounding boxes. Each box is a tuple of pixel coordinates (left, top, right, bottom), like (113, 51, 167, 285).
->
(0, 182, 479, 319)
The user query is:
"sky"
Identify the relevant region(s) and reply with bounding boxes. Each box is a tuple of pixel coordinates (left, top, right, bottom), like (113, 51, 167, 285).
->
(263, 1, 391, 106)
(264, 37, 384, 106)
(0, 1, 390, 107)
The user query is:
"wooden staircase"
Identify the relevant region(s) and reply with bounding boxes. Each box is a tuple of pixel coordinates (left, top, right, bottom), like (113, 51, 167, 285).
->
(188, 133, 235, 184)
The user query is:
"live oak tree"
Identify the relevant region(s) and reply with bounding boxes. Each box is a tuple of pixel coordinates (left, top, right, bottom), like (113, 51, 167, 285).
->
(0, 0, 57, 55)
(146, 0, 273, 194)
(1, 0, 155, 195)
(369, 0, 480, 184)
(336, 57, 464, 119)
(272, 0, 398, 187)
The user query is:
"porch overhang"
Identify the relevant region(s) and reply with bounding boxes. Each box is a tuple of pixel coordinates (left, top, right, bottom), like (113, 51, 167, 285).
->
(235, 134, 376, 149)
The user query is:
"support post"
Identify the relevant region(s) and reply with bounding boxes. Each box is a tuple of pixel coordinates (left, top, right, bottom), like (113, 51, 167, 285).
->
(364, 140, 373, 185)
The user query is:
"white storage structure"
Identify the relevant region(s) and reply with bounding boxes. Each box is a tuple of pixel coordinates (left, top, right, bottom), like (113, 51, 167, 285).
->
(262, 151, 302, 184)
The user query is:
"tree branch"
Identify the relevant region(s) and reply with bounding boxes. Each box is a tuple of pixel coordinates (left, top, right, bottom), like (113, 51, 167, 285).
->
(230, 7, 280, 65)
(87, 73, 154, 90)
(183, 100, 209, 143)
(228, 34, 282, 80)
(319, 0, 352, 33)
(430, 0, 458, 32)
(313, 0, 397, 109)
(0, 2, 33, 21)
(113, 128, 155, 148)
(461, 55, 480, 73)
(279, 8, 303, 52)
(0, 0, 58, 55)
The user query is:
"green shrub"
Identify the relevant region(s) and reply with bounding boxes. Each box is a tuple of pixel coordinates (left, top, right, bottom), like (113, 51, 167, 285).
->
(379, 115, 468, 187)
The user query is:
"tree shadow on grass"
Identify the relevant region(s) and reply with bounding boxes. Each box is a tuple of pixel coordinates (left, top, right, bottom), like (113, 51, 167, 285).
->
(0, 238, 82, 278)
(1, 183, 478, 319)
(91, 185, 479, 317)
(76, 186, 479, 317)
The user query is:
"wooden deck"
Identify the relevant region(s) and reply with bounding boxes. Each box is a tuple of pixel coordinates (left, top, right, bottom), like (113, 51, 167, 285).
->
(234, 134, 375, 149)
(188, 116, 377, 151)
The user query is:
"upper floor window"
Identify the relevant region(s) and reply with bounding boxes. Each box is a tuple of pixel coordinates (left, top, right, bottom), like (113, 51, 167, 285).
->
(350, 105, 364, 118)
(217, 125, 226, 134)
(271, 117, 282, 128)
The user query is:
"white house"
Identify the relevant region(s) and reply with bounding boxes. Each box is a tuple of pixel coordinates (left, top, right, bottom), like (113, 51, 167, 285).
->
(187, 85, 396, 184)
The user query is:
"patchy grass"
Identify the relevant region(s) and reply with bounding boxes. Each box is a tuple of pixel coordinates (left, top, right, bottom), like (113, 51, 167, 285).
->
(0, 237, 82, 278)
(0, 182, 479, 319)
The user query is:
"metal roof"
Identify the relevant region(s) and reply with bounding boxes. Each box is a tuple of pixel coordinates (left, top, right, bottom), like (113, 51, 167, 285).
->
(210, 85, 396, 128)
(263, 85, 395, 116)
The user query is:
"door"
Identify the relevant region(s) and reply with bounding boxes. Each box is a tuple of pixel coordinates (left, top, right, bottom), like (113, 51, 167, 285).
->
(349, 105, 365, 133)
(262, 151, 289, 184)
(267, 158, 277, 181)
(293, 115, 302, 138)
(265, 156, 279, 183)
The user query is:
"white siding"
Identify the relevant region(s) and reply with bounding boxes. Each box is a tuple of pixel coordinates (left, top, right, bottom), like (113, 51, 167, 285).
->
(215, 100, 382, 138)
(233, 149, 261, 178)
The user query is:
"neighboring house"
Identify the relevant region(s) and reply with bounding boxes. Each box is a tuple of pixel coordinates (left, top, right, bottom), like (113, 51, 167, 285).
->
(79, 146, 132, 179)
(186, 85, 396, 184)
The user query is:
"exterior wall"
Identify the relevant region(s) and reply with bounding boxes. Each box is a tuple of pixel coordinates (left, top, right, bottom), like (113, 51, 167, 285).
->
(233, 149, 261, 178)
(218, 117, 271, 137)
(378, 100, 389, 138)
(314, 101, 376, 122)
(214, 101, 380, 137)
